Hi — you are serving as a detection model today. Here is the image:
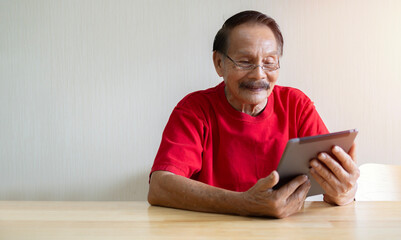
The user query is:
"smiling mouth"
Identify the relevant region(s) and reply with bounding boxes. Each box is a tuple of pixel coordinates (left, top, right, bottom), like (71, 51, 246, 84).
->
(247, 86, 265, 92)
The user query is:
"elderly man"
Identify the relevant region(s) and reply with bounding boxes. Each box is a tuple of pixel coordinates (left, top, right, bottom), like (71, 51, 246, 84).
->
(148, 10, 359, 218)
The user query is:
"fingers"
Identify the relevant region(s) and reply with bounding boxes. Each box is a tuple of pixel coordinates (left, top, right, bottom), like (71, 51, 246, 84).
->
(287, 178, 311, 203)
(310, 154, 352, 195)
(312, 152, 348, 183)
(311, 145, 358, 183)
(309, 145, 360, 198)
(330, 145, 360, 190)
(331, 145, 358, 173)
(254, 171, 279, 191)
(275, 178, 311, 218)
(276, 175, 309, 199)
(348, 143, 357, 164)
(245, 172, 308, 218)
(310, 166, 337, 196)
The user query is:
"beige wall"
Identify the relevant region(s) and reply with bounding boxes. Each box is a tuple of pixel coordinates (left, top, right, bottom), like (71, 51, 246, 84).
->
(1, 0, 400, 200)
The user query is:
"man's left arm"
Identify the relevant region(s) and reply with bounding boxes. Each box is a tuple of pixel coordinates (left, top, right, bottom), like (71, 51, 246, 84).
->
(309, 143, 360, 205)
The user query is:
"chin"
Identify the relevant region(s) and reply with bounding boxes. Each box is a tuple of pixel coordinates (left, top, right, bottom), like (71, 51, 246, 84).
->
(243, 92, 269, 105)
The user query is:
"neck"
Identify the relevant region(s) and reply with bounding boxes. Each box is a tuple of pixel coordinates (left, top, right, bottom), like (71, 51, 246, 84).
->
(224, 87, 267, 117)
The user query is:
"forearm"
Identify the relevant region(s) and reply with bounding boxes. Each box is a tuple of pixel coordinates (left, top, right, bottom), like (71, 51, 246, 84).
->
(148, 171, 247, 215)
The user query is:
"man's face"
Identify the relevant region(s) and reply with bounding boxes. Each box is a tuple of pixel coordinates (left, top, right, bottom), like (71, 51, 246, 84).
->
(214, 23, 280, 111)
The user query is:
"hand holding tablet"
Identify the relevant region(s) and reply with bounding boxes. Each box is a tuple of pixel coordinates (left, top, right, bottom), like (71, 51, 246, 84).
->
(274, 129, 358, 196)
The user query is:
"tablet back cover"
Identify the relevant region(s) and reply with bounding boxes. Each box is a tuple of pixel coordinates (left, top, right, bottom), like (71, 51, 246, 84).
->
(276, 129, 358, 196)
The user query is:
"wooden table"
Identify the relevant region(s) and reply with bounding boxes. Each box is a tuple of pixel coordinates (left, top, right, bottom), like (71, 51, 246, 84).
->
(1, 201, 400, 240)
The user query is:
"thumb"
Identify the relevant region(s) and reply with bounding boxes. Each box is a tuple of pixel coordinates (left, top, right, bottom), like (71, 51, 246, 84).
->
(255, 171, 279, 191)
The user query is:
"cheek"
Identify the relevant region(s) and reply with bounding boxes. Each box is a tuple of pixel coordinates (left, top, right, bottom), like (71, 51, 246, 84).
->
(225, 71, 248, 84)
(267, 71, 279, 83)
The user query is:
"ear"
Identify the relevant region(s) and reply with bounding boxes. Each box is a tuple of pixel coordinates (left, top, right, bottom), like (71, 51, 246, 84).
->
(213, 51, 224, 77)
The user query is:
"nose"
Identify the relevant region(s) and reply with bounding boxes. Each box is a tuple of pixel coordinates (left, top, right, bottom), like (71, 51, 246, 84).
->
(247, 65, 267, 80)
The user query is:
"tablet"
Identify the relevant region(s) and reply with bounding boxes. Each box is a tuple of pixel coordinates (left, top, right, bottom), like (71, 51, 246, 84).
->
(274, 129, 358, 196)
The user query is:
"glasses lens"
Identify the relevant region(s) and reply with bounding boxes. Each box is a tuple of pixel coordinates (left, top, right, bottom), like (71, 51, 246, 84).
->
(225, 53, 279, 72)
(262, 64, 279, 71)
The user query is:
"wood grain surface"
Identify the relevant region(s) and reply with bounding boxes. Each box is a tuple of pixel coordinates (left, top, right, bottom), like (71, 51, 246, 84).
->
(1, 201, 400, 240)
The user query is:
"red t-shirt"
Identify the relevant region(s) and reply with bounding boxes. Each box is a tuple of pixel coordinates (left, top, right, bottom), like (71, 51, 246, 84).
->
(151, 82, 329, 192)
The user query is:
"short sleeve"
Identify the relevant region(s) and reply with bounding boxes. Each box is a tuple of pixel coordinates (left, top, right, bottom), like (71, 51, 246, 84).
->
(297, 100, 329, 137)
(150, 106, 205, 178)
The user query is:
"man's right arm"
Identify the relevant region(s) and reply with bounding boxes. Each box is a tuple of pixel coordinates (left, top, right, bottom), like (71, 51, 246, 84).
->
(148, 170, 311, 218)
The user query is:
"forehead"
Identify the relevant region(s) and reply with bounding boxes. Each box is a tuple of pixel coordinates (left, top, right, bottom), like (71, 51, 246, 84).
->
(227, 23, 278, 55)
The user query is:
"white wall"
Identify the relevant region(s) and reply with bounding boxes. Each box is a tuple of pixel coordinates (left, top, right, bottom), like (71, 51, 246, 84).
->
(1, 0, 400, 200)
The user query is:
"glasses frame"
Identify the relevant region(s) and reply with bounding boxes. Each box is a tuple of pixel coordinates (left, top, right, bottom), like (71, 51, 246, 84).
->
(221, 52, 280, 72)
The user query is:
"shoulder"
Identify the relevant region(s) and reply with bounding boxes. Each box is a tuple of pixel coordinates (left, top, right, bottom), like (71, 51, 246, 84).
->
(272, 85, 312, 105)
(177, 82, 221, 108)
(173, 82, 223, 118)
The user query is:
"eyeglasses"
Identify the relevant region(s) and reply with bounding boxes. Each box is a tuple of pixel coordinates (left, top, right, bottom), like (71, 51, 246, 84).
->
(222, 52, 280, 72)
